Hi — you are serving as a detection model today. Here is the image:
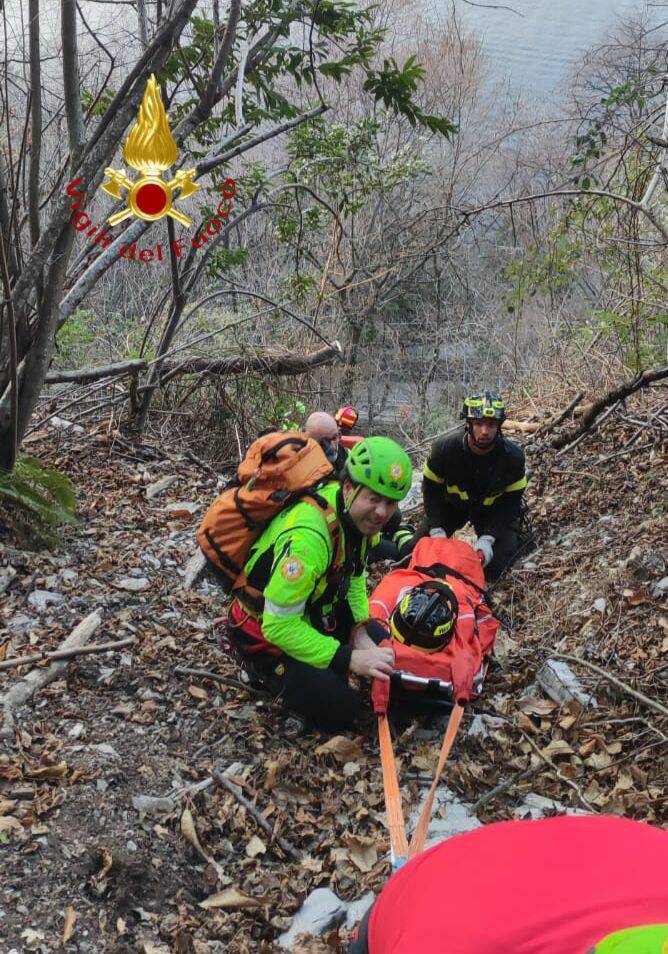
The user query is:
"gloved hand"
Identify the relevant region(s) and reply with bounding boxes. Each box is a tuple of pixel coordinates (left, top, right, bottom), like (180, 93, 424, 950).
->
(429, 527, 447, 538)
(475, 534, 495, 567)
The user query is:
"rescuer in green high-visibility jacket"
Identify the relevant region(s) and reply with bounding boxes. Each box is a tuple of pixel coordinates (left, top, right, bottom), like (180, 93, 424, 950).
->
(421, 391, 529, 581)
(226, 436, 414, 731)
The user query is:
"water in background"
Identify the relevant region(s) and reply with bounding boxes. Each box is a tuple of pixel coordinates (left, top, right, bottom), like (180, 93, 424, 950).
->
(444, 0, 652, 96)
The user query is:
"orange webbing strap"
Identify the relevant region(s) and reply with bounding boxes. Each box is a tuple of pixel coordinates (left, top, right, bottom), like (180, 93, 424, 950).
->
(377, 714, 409, 868)
(408, 703, 464, 858)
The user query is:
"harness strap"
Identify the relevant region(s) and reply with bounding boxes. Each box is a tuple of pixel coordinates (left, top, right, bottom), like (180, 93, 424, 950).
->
(377, 714, 409, 869)
(377, 702, 464, 870)
(408, 703, 463, 857)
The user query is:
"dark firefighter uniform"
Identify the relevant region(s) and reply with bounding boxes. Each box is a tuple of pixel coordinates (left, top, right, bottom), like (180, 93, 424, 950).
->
(422, 426, 527, 579)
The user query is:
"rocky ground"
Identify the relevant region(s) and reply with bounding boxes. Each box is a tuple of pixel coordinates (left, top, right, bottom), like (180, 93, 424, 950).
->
(0, 388, 666, 953)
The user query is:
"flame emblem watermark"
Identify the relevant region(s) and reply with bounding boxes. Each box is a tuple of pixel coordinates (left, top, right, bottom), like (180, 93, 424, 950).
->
(101, 75, 199, 227)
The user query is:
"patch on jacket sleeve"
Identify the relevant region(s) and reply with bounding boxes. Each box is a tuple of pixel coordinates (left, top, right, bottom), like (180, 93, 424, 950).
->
(281, 556, 305, 581)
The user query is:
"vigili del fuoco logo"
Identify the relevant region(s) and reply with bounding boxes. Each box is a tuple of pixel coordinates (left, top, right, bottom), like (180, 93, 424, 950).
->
(66, 75, 236, 264)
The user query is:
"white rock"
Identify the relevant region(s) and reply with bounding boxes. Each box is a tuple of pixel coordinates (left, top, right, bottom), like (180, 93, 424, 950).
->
(514, 791, 589, 820)
(146, 475, 178, 500)
(345, 891, 375, 930)
(27, 589, 64, 611)
(68, 723, 86, 739)
(60, 568, 79, 584)
(651, 576, 668, 599)
(537, 659, 597, 708)
(116, 577, 150, 592)
(183, 549, 207, 589)
(467, 714, 504, 739)
(278, 888, 347, 949)
(408, 785, 481, 850)
(132, 795, 176, 817)
(90, 743, 121, 760)
(164, 501, 200, 515)
(49, 415, 84, 434)
(7, 613, 37, 633)
(592, 598, 607, 614)
(400, 474, 423, 513)
(0, 565, 17, 595)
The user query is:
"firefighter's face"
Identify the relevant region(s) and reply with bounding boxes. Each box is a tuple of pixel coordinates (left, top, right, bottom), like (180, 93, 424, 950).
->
(344, 481, 398, 536)
(468, 418, 499, 452)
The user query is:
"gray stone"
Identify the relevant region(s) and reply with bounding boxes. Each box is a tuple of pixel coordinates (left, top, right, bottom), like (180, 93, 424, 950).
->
(27, 589, 64, 611)
(164, 501, 200, 515)
(115, 577, 150, 592)
(592, 598, 607, 614)
(146, 475, 178, 500)
(132, 794, 176, 817)
(6, 613, 36, 634)
(651, 576, 668, 599)
(345, 891, 375, 930)
(537, 659, 597, 708)
(514, 791, 589, 820)
(68, 723, 86, 740)
(182, 549, 207, 589)
(90, 743, 121, 760)
(0, 565, 17, 595)
(408, 786, 480, 850)
(49, 415, 84, 434)
(401, 475, 423, 513)
(60, 568, 79, 584)
(467, 714, 504, 739)
(277, 888, 347, 949)
(625, 546, 666, 583)
(126, 839, 138, 852)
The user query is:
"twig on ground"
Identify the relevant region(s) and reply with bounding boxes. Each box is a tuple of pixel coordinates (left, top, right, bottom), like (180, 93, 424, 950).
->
(174, 665, 250, 694)
(554, 653, 668, 720)
(0, 611, 102, 738)
(0, 636, 135, 671)
(471, 763, 542, 812)
(212, 767, 301, 861)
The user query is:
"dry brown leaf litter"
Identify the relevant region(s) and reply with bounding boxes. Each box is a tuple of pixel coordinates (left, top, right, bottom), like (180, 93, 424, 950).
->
(0, 388, 666, 952)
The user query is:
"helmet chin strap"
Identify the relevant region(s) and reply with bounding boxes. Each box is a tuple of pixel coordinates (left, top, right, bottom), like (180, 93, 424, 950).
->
(343, 482, 362, 513)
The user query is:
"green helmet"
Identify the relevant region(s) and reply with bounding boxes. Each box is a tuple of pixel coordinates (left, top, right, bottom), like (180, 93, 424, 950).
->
(344, 436, 412, 501)
(462, 390, 506, 422)
(594, 925, 668, 953)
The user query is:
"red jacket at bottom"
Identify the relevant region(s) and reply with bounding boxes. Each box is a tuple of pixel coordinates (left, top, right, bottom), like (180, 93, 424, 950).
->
(364, 816, 668, 954)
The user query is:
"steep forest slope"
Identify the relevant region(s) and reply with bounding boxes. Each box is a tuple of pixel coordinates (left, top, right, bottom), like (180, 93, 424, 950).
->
(0, 383, 665, 953)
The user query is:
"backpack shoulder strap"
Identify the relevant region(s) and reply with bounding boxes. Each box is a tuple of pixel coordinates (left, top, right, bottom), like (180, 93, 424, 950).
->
(301, 492, 342, 564)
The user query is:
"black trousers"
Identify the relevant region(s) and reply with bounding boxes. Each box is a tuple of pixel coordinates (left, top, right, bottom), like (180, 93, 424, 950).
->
(228, 629, 363, 732)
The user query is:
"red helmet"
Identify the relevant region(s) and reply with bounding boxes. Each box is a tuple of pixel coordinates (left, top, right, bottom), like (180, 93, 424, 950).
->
(335, 405, 358, 430)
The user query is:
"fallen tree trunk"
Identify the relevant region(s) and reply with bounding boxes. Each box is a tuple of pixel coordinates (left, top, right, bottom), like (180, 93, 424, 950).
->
(44, 341, 342, 386)
(0, 610, 102, 739)
(45, 359, 147, 384)
(551, 366, 668, 450)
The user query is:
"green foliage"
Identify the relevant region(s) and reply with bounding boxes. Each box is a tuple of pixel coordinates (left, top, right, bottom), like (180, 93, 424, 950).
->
(81, 88, 117, 117)
(54, 308, 97, 368)
(287, 116, 430, 216)
(209, 246, 249, 271)
(502, 234, 581, 313)
(363, 55, 457, 137)
(0, 455, 78, 548)
(279, 272, 317, 304)
(271, 398, 306, 431)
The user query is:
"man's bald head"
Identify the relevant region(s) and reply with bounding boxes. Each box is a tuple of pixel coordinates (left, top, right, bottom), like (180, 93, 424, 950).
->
(304, 411, 340, 442)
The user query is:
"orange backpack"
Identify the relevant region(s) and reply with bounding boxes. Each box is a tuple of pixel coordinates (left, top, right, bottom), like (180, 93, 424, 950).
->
(197, 431, 334, 591)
